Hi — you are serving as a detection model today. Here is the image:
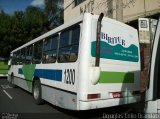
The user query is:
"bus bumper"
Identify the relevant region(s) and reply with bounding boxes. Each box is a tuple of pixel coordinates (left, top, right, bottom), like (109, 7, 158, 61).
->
(78, 95, 141, 110)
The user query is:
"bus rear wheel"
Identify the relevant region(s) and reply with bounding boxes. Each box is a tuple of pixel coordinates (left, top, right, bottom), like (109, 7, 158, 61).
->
(33, 80, 44, 105)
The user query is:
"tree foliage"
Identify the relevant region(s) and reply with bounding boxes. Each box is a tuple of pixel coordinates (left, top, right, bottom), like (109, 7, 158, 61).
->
(0, 1, 64, 58)
(0, 6, 47, 57)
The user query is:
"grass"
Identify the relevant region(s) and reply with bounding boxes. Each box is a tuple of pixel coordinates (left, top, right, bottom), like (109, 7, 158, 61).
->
(0, 61, 8, 74)
(0, 69, 8, 74)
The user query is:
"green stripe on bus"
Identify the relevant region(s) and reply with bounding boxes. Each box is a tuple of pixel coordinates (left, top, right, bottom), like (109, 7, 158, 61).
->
(22, 64, 36, 81)
(21, 64, 36, 92)
(99, 71, 134, 83)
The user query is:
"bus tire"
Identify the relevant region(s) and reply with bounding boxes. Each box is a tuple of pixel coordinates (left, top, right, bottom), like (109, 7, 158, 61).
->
(33, 80, 44, 105)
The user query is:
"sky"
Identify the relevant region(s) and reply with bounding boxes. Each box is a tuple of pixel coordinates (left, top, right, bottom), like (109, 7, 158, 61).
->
(0, 0, 45, 14)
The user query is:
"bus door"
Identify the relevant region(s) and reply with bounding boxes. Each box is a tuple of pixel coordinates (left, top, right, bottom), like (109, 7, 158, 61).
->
(156, 34, 160, 114)
(154, 39, 160, 113)
(153, 17, 160, 114)
(145, 17, 160, 114)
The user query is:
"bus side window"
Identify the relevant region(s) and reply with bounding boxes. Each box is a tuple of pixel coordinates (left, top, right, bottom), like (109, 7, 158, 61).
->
(16, 50, 21, 65)
(21, 48, 26, 64)
(58, 25, 80, 63)
(43, 35, 58, 63)
(26, 45, 33, 64)
(12, 52, 17, 65)
(58, 30, 70, 63)
(33, 41, 43, 64)
(70, 26, 80, 62)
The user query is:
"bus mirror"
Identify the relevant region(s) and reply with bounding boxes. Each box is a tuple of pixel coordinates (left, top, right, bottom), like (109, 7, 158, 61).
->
(90, 67, 101, 85)
(8, 59, 11, 66)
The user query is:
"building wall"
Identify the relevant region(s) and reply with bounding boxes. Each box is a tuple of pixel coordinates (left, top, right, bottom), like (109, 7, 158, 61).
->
(64, 0, 160, 23)
(140, 44, 151, 92)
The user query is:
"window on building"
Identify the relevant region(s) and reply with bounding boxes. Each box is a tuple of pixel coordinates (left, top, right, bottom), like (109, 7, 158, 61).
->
(33, 41, 43, 64)
(58, 25, 80, 63)
(43, 35, 58, 63)
(26, 45, 33, 64)
(74, 0, 86, 6)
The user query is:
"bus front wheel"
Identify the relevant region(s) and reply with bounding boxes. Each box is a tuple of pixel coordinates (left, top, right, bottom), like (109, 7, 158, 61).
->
(33, 80, 44, 105)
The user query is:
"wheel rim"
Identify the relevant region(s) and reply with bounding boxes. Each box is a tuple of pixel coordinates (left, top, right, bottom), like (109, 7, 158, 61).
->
(34, 85, 39, 100)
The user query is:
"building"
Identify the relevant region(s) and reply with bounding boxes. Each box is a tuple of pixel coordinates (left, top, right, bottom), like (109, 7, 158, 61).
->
(64, 0, 160, 23)
(63, 0, 160, 92)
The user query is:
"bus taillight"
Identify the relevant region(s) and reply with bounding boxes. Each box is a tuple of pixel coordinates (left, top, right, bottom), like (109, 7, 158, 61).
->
(112, 92, 123, 98)
(87, 93, 100, 99)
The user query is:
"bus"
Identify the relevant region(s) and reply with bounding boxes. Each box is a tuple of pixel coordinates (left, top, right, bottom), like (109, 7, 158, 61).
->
(144, 17, 160, 115)
(7, 13, 141, 110)
(0, 58, 8, 77)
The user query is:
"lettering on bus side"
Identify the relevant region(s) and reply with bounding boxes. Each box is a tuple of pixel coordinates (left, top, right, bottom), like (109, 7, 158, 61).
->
(101, 32, 126, 46)
(64, 69, 75, 85)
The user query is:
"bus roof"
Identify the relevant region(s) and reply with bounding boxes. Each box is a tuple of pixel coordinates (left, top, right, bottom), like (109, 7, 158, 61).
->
(11, 13, 84, 53)
(11, 13, 137, 53)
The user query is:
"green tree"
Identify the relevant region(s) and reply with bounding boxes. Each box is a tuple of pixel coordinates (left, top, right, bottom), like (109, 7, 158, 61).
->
(0, 6, 47, 57)
(24, 6, 47, 41)
(11, 11, 25, 45)
(0, 11, 12, 57)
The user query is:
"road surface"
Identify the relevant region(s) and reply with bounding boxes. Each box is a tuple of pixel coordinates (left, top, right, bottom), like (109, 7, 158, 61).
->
(0, 77, 144, 119)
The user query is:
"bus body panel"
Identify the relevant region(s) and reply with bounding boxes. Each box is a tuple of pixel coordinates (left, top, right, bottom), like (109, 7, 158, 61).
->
(145, 101, 157, 113)
(8, 13, 140, 110)
(8, 63, 79, 110)
(40, 62, 79, 110)
(77, 13, 92, 104)
(41, 85, 77, 110)
(79, 96, 140, 110)
(78, 13, 140, 110)
(158, 100, 160, 114)
(145, 17, 160, 115)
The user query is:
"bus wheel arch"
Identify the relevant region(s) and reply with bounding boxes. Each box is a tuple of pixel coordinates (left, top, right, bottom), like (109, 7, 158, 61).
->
(32, 76, 44, 105)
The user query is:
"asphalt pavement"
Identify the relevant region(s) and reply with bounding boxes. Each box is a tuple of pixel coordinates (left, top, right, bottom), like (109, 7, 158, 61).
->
(0, 78, 77, 119)
(0, 77, 145, 119)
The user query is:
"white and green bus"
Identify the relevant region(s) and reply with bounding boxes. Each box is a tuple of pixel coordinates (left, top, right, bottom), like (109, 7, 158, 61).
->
(144, 17, 160, 115)
(8, 13, 140, 110)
